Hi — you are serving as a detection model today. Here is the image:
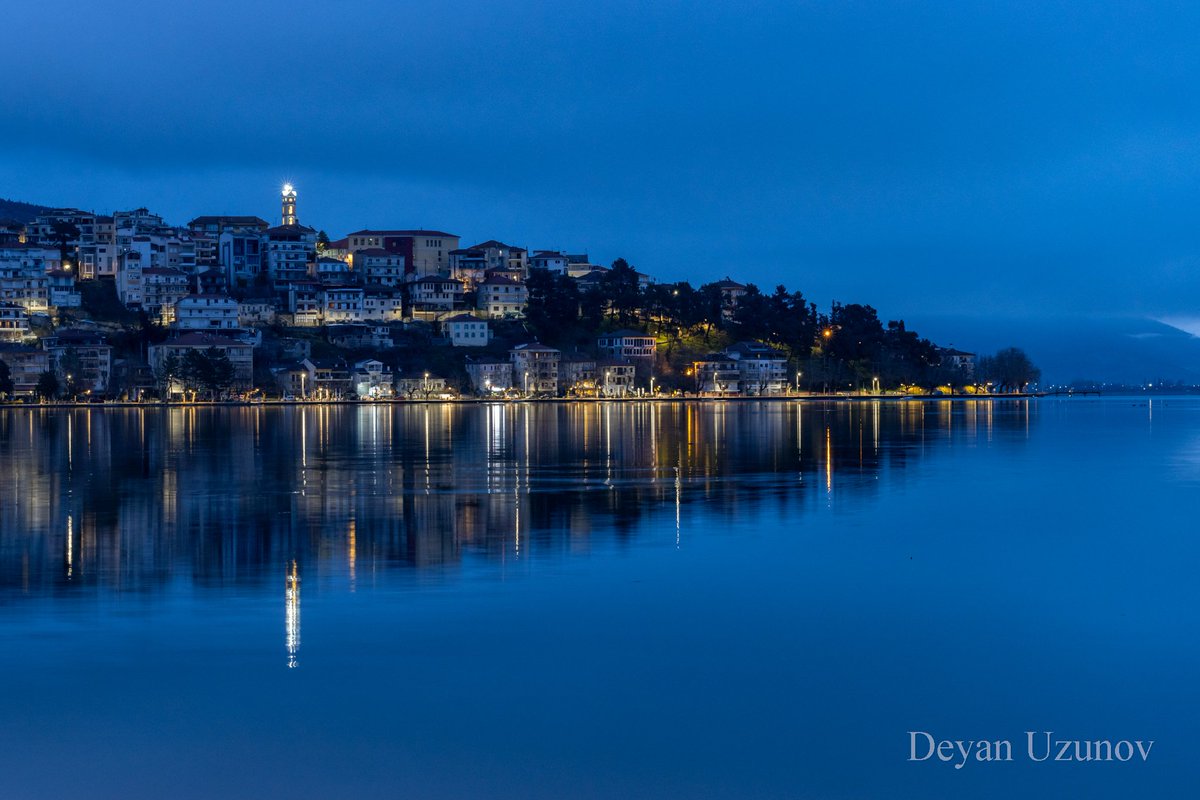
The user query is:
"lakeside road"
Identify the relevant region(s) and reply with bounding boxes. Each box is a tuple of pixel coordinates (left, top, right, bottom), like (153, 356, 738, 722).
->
(0, 393, 1058, 410)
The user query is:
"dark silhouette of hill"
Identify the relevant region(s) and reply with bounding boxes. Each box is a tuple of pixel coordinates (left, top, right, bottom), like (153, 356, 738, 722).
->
(0, 197, 54, 223)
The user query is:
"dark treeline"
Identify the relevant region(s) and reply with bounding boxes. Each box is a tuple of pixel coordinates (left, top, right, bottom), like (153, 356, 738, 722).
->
(522, 259, 1038, 392)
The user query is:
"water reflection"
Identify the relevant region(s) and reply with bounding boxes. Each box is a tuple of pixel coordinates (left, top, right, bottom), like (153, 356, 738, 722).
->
(0, 400, 1035, 601)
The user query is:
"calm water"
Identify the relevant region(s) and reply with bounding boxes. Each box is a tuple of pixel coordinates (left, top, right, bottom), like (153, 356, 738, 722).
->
(0, 398, 1196, 798)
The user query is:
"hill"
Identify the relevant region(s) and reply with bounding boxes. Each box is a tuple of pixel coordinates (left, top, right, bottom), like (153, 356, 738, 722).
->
(906, 313, 1200, 385)
(0, 197, 54, 224)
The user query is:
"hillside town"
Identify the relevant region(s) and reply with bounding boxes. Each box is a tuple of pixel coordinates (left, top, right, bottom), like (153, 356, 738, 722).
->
(0, 186, 1034, 402)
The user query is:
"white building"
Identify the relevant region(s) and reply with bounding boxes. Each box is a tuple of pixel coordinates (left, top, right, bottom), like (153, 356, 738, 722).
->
(529, 250, 570, 272)
(363, 287, 405, 321)
(597, 330, 657, 360)
(725, 341, 789, 396)
(0, 303, 31, 342)
(352, 359, 394, 398)
(476, 274, 527, 318)
(442, 313, 490, 346)
(265, 224, 316, 283)
(115, 250, 145, 307)
(238, 300, 277, 327)
(465, 359, 513, 394)
(468, 240, 528, 277)
(409, 275, 464, 314)
(321, 286, 365, 323)
(173, 294, 240, 330)
(142, 268, 190, 323)
(510, 343, 560, 394)
(356, 249, 406, 287)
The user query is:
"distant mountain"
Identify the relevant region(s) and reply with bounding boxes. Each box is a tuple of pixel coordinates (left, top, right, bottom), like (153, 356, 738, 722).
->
(0, 197, 54, 224)
(906, 314, 1200, 385)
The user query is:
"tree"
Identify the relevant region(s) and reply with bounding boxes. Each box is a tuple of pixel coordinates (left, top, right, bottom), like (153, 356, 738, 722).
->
(36, 371, 59, 401)
(525, 268, 582, 344)
(604, 258, 643, 325)
(316, 230, 330, 255)
(0, 359, 13, 398)
(180, 348, 237, 400)
(154, 352, 182, 399)
(56, 348, 86, 399)
(978, 347, 1041, 393)
(50, 220, 80, 269)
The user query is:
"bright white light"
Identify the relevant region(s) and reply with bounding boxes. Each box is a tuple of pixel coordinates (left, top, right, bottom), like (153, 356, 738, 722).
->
(283, 183, 295, 195)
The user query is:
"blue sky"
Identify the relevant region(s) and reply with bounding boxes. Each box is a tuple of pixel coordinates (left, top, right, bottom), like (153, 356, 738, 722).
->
(4, 0, 1200, 327)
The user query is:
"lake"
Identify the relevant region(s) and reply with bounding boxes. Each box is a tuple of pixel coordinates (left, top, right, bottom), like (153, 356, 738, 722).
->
(0, 398, 1195, 798)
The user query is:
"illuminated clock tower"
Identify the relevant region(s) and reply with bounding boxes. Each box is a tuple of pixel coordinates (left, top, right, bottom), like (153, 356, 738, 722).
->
(281, 183, 297, 226)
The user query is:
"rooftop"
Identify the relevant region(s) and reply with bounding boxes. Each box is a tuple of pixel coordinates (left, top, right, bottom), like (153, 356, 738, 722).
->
(345, 229, 458, 238)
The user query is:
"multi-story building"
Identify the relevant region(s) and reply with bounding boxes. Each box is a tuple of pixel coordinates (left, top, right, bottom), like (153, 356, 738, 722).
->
(448, 248, 487, 287)
(238, 301, 277, 327)
(315, 256, 352, 284)
(939, 348, 976, 377)
(189, 216, 269, 271)
(0, 249, 50, 314)
(363, 287, 405, 321)
(476, 274, 527, 318)
(725, 341, 789, 395)
(345, 230, 460, 277)
(352, 359, 394, 399)
(598, 360, 636, 397)
(468, 240, 528, 277)
(0, 304, 32, 342)
(441, 313, 490, 346)
(219, 228, 266, 287)
(142, 268, 190, 323)
(465, 358, 513, 394)
(597, 329, 657, 360)
(321, 286, 365, 323)
(560, 355, 598, 396)
(356, 249, 406, 287)
(510, 343, 560, 395)
(0, 345, 50, 395)
(694, 353, 741, 395)
(173, 294, 240, 330)
(529, 250, 570, 273)
(115, 250, 145, 307)
(46, 270, 81, 308)
(409, 275, 464, 315)
(43, 329, 112, 392)
(286, 283, 322, 327)
(265, 224, 316, 284)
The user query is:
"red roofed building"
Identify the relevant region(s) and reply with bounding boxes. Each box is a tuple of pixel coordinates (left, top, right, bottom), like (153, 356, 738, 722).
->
(344, 229, 460, 277)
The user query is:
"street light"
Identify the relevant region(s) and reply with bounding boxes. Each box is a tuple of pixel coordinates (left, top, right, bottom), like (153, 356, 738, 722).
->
(604, 370, 611, 398)
(796, 371, 802, 395)
(524, 371, 530, 396)
(649, 376, 655, 397)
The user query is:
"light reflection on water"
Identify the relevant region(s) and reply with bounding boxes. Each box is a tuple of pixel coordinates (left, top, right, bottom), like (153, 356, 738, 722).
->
(0, 398, 1197, 800)
(0, 400, 1024, 600)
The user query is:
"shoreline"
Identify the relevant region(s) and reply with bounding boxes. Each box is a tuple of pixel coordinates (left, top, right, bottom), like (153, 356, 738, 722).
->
(0, 392, 1063, 410)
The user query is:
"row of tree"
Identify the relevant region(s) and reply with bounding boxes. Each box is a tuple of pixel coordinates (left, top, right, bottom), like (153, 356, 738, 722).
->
(522, 259, 1039, 392)
(155, 349, 237, 399)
